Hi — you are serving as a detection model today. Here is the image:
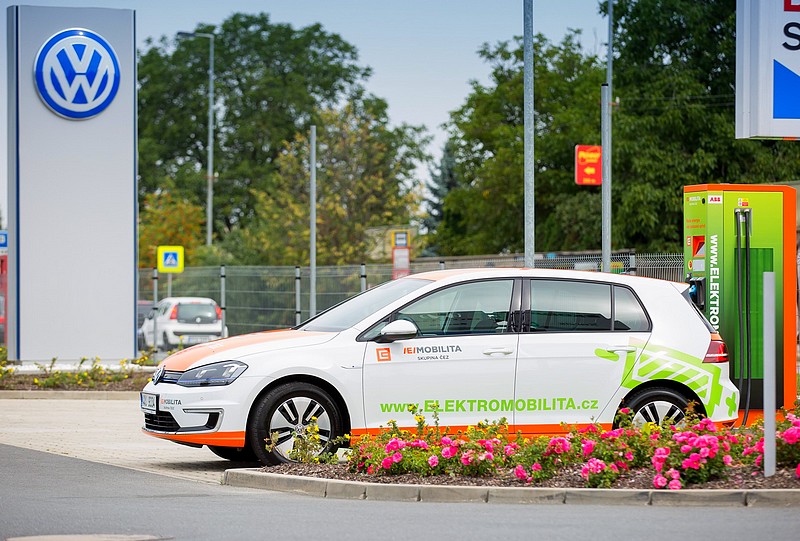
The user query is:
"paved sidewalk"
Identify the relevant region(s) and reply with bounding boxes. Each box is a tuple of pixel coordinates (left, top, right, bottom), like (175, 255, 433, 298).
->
(0, 397, 244, 484)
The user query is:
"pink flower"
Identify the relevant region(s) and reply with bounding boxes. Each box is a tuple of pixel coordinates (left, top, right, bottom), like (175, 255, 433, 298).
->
(514, 465, 528, 480)
(581, 439, 596, 457)
(668, 479, 682, 490)
(441, 436, 452, 446)
(483, 452, 494, 462)
(504, 443, 519, 456)
(384, 437, 406, 453)
(619, 407, 631, 414)
(531, 463, 543, 472)
(428, 455, 439, 468)
(781, 427, 800, 445)
(680, 444, 692, 454)
(367, 465, 375, 475)
(381, 457, 393, 470)
(392, 451, 403, 463)
(723, 455, 733, 466)
(653, 474, 667, 488)
(410, 439, 429, 450)
(624, 451, 634, 461)
(795, 463, 800, 479)
(547, 437, 571, 455)
(666, 468, 680, 481)
(460, 450, 474, 465)
(441, 445, 458, 459)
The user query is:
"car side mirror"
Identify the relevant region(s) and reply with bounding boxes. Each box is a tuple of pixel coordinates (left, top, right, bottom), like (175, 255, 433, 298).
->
(376, 319, 418, 343)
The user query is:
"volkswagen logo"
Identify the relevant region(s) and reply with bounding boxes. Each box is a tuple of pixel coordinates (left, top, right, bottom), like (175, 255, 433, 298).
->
(34, 28, 120, 120)
(152, 365, 165, 386)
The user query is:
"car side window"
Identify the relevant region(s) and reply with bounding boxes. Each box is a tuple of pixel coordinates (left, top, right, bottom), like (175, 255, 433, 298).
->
(395, 279, 514, 337)
(530, 280, 611, 332)
(613, 286, 650, 331)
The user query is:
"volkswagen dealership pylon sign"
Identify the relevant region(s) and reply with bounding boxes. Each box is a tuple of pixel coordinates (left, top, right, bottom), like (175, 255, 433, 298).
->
(736, 0, 800, 138)
(7, 6, 136, 361)
(34, 28, 121, 119)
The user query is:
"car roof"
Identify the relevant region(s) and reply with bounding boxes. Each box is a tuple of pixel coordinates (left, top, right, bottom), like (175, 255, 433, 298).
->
(408, 267, 686, 290)
(159, 297, 218, 304)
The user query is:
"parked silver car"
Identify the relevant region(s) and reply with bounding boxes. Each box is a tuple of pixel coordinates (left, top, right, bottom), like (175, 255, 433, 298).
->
(140, 297, 227, 351)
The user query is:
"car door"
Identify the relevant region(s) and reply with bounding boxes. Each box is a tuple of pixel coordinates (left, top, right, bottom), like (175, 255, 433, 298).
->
(514, 279, 652, 430)
(362, 278, 520, 430)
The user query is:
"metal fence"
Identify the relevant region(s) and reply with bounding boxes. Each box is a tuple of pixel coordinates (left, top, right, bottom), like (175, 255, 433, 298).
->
(139, 252, 685, 336)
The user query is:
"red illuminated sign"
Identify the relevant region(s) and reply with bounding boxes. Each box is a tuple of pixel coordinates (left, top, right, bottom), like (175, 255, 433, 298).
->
(575, 145, 602, 185)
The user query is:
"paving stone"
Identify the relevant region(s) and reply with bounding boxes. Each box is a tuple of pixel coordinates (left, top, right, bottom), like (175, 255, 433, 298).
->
(418, 485, 488, 503)
(565, 488, 651, 505)
(745, 490, 800, 507)
(324, 479, 366, 500)
(365, 482, 421, 501)
(488, 487, 565, 504)
(650, 489, 745, 507)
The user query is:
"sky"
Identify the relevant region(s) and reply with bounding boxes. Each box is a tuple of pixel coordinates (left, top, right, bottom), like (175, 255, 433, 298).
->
(0, 0, 608, 227)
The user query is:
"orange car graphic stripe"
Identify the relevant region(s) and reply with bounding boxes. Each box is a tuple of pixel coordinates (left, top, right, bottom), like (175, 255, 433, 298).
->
(142, 429, 246, 447)
(160, 329, 328, 371)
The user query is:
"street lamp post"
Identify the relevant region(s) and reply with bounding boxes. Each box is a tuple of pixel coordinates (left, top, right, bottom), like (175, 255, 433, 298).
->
(177, 31, 215, 246)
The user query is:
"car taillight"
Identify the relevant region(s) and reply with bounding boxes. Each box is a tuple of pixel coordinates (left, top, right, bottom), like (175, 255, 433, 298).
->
(170, 306, 178, 320)
(703, 333, 728, 363)
(216, 306, 222, 320)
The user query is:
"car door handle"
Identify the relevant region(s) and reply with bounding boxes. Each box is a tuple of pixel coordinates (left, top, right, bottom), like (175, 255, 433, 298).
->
(483, 347, 514, 356)
(605, 345, 636, 353)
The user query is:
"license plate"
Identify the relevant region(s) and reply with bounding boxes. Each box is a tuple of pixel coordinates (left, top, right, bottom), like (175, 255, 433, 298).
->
(140, 392, 157, 414)
(185, 335, 209, 345)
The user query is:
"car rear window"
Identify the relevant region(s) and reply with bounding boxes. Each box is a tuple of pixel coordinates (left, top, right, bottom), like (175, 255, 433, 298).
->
(177, 303, 218, 323)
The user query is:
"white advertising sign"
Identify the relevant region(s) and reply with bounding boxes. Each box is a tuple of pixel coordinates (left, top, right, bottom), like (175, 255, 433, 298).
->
(737, 0, 800, 138)
(7, 6, 136, 361)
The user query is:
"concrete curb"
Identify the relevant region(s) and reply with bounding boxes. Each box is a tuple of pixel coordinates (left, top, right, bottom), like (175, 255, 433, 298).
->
(0, 390, 140, 400)
(222, 468, 800, 507)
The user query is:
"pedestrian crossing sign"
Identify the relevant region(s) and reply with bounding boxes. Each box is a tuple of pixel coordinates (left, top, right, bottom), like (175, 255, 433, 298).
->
(157, 245, 184, 273)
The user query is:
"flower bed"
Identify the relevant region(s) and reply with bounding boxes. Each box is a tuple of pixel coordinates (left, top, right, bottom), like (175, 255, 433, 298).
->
(338, 404, 800, 490)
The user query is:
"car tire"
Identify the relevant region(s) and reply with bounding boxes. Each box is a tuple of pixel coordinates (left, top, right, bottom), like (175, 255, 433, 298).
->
(622, 387, 692, 428)
(248, 382, 344, 465)
(160, 333, 170, 352)
(208, 444, 258, 462)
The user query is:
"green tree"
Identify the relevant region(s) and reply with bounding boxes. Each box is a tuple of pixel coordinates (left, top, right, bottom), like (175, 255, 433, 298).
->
(607, 0, 800, 250)
(138, 13, 370, 239)
(436, 33, 605, 255)
(436, 0, 800, 255)
(225, 97, 429, 265)
(138, 192, 204, 268)
(420, 140, 460, 255)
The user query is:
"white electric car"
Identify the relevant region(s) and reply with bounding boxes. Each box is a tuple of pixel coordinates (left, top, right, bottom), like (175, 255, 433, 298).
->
(140, 268, 739, 464)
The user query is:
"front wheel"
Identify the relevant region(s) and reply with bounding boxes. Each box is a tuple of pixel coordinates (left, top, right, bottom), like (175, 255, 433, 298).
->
(621, 387, 692, 428)
(248, 382, 344, 465)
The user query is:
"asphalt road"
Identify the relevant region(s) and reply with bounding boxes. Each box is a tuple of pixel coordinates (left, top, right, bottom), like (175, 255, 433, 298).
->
(1, 398, 800, 540)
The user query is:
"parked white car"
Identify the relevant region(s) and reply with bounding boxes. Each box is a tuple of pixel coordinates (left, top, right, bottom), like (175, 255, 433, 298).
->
(140, 297, 227, 351)
(140, 269, 739, 465)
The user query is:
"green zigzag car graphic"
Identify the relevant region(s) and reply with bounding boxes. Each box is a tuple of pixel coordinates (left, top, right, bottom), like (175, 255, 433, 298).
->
(594, 338, 732, 418)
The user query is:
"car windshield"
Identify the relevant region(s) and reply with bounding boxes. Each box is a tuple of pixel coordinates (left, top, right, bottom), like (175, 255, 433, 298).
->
(300, 278, 432, 332)
(177, 303, 218, 323)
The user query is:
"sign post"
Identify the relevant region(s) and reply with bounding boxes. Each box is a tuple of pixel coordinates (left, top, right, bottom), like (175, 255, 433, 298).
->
(575, 145, 602, 185)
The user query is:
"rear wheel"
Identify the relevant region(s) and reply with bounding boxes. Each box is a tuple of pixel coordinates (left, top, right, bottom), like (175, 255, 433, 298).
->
(622, 387, 692, 428)
(208, 444, 258, 462)
(248, 382, 344, 465)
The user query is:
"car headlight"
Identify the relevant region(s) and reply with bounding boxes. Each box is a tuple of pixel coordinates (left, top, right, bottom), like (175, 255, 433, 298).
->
(177, 360, 248, 387)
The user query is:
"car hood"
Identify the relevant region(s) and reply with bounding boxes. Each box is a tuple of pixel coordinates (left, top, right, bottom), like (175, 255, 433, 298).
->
(157, 329, 335, 371)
